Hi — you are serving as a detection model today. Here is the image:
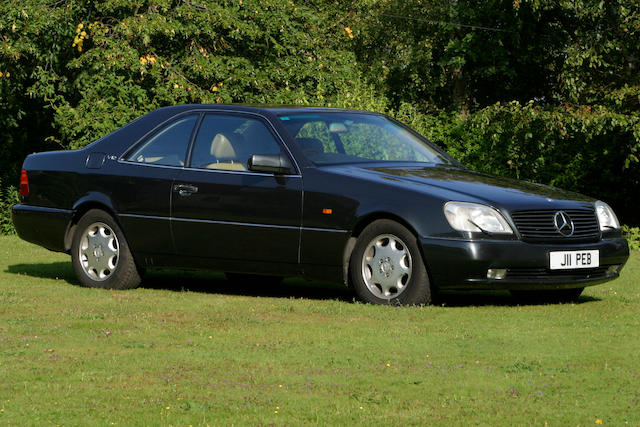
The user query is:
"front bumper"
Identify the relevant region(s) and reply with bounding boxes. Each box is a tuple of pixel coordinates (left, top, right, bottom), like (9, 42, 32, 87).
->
(420, 236, 630, 290)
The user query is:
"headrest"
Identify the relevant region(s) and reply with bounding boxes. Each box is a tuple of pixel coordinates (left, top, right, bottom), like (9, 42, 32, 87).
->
(211, 133, 244, 158)
(296, 137, 324, 154)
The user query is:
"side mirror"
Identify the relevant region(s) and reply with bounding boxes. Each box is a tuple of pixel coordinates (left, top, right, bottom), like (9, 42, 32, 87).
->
(248, 154, 294, 174)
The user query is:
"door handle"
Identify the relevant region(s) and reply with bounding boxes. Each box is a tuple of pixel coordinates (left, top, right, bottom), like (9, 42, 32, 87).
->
(173, 184, 198, 196)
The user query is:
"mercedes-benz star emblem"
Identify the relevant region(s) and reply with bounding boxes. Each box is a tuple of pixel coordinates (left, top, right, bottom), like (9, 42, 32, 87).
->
(554, 211, 575, 237)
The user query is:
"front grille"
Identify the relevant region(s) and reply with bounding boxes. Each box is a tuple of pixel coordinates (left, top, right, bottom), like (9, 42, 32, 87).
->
(510, 209, 600, 243)
(506, 266, 609, 281)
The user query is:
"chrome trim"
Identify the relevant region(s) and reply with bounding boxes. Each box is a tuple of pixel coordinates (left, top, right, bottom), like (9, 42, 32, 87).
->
(13, 205, 73, 215)
(554, 211, 575, 237)
(302, 226, 349, 233)
(118, 213, 169, 221)
(118, 213, 347, 233)
(116, 160, 185, 170)
(170, 216, 299, 230)
(119, 213, 297, 230)
(116, 159, 301, 178)
(181, 166, 301, 178)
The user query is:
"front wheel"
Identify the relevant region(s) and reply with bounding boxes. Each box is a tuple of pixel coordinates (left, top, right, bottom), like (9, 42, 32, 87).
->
(349, 220, 432, 305)
(71, 209, 141, 290)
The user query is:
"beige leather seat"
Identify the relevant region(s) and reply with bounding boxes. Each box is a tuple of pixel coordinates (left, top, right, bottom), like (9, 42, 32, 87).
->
(206, 133, 247, 171)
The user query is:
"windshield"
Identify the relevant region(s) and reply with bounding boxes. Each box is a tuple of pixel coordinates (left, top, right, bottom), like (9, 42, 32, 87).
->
(277, 112, 452, 166)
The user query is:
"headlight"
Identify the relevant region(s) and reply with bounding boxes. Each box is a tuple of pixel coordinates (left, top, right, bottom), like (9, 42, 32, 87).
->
(595, 201, 620, 231)
(444, 202, 513, 234)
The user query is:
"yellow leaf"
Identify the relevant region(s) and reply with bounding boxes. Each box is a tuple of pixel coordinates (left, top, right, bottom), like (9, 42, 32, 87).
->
(344, 27, 354, 39)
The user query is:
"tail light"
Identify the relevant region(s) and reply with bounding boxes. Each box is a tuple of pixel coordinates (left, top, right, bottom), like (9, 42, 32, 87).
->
(19, 169, 29, 196)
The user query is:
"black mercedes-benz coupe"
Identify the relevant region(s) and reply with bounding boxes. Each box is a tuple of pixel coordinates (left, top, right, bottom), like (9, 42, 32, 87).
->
(12, 105, 629, 304)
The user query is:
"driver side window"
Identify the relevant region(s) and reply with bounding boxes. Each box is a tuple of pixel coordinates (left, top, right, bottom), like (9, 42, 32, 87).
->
(190, 114, 282, 171)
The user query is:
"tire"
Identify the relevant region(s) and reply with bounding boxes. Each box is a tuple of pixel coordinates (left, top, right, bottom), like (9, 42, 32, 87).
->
(510, 287, 584, 304)
(71, 209, 141, 290)
(225, 272, 284, 287)
(349, 219, 432, 305)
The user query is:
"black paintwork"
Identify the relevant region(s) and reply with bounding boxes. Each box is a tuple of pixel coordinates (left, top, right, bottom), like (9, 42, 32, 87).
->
(12, 105, 629, 290)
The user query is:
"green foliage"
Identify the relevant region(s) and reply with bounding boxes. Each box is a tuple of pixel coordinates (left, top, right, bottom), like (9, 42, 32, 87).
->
(622, 226, 640, 251)
(353, 0, 640, 114)
(0, 179, 19, 235)
(352, 0, 572, 111)
(2, 0, 370, 149)
(557, 1, 640, 111)
(391, 101, 640, 224)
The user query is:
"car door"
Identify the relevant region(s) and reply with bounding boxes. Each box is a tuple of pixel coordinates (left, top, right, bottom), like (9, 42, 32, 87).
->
(112, 113, 199, 259)
(171, 112, 302, 268)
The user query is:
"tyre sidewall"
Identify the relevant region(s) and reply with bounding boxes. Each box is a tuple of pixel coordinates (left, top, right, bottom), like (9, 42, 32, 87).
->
(350, 220, 431, 305)
(71, 209, 140, 290)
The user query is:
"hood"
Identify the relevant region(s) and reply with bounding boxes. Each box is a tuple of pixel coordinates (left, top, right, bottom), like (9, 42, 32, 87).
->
(353, 165, 596, 212)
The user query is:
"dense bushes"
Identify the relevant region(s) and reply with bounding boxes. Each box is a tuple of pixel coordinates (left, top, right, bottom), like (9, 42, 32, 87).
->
(0, 0, 639, 232)
(623, 226, 640, 251)
(0, 179, 19, 235)
(394, 102, 640, 224)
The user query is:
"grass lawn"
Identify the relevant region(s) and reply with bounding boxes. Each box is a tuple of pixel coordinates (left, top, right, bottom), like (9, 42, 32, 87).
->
(1, 235, 639, 425)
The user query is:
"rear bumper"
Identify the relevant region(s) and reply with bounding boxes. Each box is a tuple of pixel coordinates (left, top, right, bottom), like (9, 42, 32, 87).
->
(12, 205, 72, 252)
(420, 236, 630, 290)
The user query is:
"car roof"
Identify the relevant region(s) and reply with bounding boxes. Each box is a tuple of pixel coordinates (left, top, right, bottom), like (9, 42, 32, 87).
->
(154, 104, 383, 116)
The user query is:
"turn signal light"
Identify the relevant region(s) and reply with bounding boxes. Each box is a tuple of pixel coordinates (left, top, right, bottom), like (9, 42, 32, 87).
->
(19, 169, 29, 196)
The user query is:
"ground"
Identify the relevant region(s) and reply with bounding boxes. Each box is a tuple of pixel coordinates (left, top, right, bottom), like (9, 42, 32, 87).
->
(1, 235, 638, 425)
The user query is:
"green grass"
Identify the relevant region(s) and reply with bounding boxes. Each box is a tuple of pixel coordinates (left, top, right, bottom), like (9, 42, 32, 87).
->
(1, 235, 639, 426)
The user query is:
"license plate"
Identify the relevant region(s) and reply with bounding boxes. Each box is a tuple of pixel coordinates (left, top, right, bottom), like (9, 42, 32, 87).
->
(549, 250, 599, 270)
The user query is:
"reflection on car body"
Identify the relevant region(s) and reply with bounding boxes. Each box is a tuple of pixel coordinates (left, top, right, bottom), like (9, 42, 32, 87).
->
(12, 105, 629, 305)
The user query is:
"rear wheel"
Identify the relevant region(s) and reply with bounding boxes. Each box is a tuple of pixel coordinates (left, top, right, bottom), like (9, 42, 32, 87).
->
(71, 209, 141, 290)
(510, 287, 584, 304)
(349, 220, 432, 305)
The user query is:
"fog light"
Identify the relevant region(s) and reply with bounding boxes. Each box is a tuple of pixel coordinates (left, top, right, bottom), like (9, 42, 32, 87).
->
(606, 265, 621, 275)
(487, 268, 507, 280)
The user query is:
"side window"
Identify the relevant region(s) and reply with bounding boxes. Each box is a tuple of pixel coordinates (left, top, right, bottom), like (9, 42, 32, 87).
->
(190, 114, 282, 171)
(126, 115, 198, 166)
(295, 121, 337, 154)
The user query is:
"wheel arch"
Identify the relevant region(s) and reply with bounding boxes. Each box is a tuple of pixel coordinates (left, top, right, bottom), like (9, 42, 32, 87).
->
(341, 212, 423, 287)
(64, 194, 118, 251)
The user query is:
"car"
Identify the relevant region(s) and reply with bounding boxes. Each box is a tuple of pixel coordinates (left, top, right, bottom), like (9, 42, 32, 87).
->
(12, 105, 630, 305)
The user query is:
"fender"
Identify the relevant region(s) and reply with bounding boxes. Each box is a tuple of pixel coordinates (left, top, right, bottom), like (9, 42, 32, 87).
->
(71, 191, 118, 220)
(65, 192, 118, 251)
